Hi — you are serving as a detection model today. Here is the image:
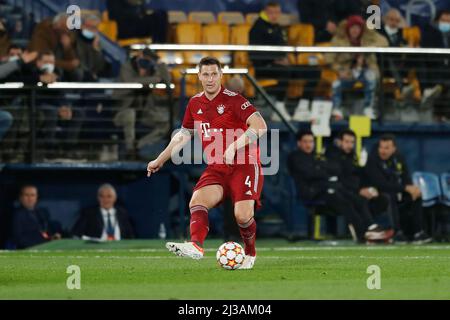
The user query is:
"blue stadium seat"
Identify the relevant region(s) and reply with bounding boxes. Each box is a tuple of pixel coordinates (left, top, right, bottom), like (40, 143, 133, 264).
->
(440, 172, 450, 207)
(412, 172, 442, 207)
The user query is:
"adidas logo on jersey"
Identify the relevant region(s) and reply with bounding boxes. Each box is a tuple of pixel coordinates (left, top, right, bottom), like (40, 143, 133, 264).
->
(197, 109, 203, 114)
(223, 89, 238, 96)
(245, 190, 252, 196)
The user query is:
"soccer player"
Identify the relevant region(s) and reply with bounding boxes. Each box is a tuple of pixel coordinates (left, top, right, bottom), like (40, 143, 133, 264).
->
(147, 57, 267, 269)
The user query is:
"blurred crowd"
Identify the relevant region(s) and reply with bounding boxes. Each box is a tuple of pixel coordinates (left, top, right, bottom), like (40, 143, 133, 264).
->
(1, 0, 450, 163)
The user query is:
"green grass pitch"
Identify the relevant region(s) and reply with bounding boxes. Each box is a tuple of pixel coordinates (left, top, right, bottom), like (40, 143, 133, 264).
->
(1, 239, 450, 299)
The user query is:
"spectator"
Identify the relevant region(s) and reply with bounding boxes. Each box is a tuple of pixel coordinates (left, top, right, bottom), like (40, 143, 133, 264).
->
(71, 184, 135, 240)
(249, 1, 321, 122)
(0, 46, 37, 160)
(11, 185, 62, 249)
(106, 0, 168, 43)
(377, 8, 419, 102)
(326, 129, 395, 238)
(297, 0, 337, 43)
(287, 130, 388, 243)
(326, 15, 388, 120)
(364, 134, 432, 243)
(419, 9, 450, 120)
(226, 75, 245, 94)
(74, 12, 109, 81)
(28, 13, 82, 81)
(113, 49, 171, 159)
(0, 20, 11, 58)
(17, 51, 85, 158)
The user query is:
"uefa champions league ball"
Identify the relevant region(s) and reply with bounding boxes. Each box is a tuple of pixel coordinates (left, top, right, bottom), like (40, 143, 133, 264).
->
(216, 241, 245, 270)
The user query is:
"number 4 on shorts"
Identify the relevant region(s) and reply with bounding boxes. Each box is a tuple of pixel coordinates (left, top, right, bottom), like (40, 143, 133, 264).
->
(245, 176, 251, 188)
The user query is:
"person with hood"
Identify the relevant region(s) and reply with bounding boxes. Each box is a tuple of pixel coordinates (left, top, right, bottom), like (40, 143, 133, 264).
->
(326, 15, 388, 120)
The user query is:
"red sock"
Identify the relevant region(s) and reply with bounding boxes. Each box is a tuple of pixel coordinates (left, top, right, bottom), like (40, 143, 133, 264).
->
(189, 205, 209, 246)
(238, 218, 257, 256)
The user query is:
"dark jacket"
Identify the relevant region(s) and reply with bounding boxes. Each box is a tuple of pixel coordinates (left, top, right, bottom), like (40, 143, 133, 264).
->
(325, 144, 362, 193)
(12, 206, 59, 249)
(74, 30, 109, 80)
(297, 0, 336, 43)
(71, 205, 135, 239)
(364, 149, 412, 195)
(249, 16, 287, 67)
(377, 26, 406, 47)
(287, 149, 340, 201)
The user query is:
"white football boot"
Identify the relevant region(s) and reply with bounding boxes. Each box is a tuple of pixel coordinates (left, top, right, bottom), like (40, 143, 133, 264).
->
(239, 255, 256, 270)
(166, 241, 204, 260)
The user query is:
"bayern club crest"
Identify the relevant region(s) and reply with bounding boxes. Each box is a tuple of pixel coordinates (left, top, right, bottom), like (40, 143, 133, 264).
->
(217, 104, 225, 115)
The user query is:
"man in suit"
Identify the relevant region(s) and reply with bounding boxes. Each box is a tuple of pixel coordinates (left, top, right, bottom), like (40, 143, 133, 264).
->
(71, 184, 135, 240)
(11, 185, 62, 249)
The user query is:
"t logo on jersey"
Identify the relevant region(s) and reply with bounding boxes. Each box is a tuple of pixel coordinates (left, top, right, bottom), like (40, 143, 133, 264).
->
(201, 122, 211, 138)
(241, 101, 252, 110)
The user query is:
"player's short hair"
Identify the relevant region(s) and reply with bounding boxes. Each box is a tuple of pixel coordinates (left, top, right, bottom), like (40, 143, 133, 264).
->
(265, 1, 281, 8)
(337, 129, 356, 140)
(198, 56, 222, 71)
(296, 129, 314, 141)
(379, 134, 397, 146)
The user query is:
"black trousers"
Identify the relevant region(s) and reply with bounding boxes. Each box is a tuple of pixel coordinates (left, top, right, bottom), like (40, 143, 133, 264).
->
(320, 189, 374, 241)
(388, 192, 424, 237)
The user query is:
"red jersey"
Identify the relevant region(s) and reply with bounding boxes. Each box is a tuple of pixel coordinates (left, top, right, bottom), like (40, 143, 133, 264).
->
(182, 86, 260, 165)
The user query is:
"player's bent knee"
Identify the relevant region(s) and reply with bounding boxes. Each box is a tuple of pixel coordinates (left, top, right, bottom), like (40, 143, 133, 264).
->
(190, 185, 223, 209)
(234, 201, 255, 224)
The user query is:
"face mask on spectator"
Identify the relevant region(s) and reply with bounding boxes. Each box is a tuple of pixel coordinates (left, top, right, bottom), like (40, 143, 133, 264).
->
(81, 29, 96, 40)
(8, 55, 20, 62)
(40, 63, 55, 74)
(438, 22, 450, 33)
(384, 25, 399, 35)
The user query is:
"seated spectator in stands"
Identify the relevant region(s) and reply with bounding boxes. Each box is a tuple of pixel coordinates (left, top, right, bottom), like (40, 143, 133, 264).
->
(377, 8, 420, 102)
(364, 134, 432, 243)
(226, 75, 245, 94)
(71, 184, 135, 240)
(0, 45, 37, 80)
(74, 12, 110, 81)
(326, 15, 388, 120)
(11, 185, 62, 249)
(28, 13, 82, 82)
(419, 9, 450, 119)
(249, 1, 321, 122)
(0, 20, 11, 58)
(326, 129, 395, 236)
(19, 51, 84, 158)
(287, 130, 388, 243)
(113, 49, 171, 160)
(297, 0, 337, 43)
(0, 46, 37, 161)
(106, 0, 168, 43)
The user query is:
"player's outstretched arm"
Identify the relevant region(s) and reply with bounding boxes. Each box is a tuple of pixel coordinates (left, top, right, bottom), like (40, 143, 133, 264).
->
(147, 128, 193, 177)
(223, 112, 268, 165)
